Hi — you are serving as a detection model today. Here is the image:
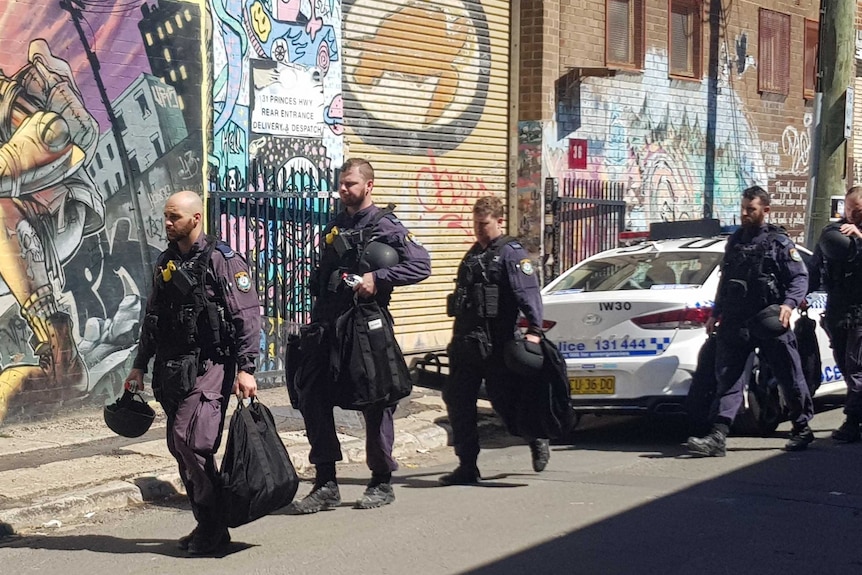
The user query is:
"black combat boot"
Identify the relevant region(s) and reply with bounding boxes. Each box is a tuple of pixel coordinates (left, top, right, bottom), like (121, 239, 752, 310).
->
(439, 464, 481, 486)
(785, 424, 815, 451)
(529, 439, 551, 472)
(832, 417, 861, 443)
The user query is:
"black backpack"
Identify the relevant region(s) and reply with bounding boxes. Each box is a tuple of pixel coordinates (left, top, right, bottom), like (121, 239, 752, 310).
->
(220, 398, 299, 527)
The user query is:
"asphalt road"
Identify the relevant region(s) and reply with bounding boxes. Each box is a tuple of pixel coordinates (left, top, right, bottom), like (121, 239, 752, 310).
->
(2, 395, 861, 575)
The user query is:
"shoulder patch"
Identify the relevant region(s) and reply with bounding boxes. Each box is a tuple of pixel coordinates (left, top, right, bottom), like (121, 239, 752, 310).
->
(789, 248, 803, 262)
(216, 243, 235, 258)
(235, 271, 252, 292)
(405, 231, 423, 246)
(519, 258, 535, 275)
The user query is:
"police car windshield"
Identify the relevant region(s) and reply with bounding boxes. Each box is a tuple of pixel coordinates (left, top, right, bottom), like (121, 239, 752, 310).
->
(547, 252, 723, 293)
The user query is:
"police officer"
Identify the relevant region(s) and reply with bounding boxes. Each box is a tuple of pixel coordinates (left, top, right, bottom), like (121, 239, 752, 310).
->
(687, 186, 814, 456)
(289, 158, 431, 513)
(124, 190, 260, 555)
(808, 185, 862, 443)
(439, 196, 547, 485)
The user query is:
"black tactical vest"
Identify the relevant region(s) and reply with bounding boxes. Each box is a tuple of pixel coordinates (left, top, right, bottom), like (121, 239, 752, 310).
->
(449, 235, 513, 333)
(151, 235, 232, 360)
(720, 227, 785, 318)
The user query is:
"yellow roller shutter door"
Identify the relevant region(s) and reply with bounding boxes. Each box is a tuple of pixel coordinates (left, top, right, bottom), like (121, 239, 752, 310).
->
(343, 0, 511, 353)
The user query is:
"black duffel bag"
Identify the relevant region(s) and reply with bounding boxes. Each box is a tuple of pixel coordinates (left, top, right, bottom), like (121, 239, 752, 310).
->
(514, 333, 575, 440)
(333, 298, 412, 410)
(794, 310, 822, 397)
(285, 322, 331, 410)
(220, 398, 298, 528)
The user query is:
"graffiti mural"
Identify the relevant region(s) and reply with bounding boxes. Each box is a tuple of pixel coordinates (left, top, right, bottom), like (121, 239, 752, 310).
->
(344, 0, 490, 155)
(210, 0, 343, 177)
(209, 0, 342, 375)
(0, 0, 206, 422)
(548, 50, 773, 230)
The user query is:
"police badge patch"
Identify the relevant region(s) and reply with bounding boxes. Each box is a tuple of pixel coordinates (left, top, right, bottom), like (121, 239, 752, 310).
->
(519, 259, 534, 275)
(789, 248, 802, 262)
(406, 232, 423, 246)
(235, 271, 252, 292)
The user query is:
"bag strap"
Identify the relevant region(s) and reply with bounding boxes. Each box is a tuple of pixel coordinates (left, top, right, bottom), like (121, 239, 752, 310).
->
(237, 398, 276, 492)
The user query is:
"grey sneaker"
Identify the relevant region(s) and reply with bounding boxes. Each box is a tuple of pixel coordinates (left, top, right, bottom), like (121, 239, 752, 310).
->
(354, 483, 395, 509)
(529, 439, 551, 472)
(686, 430, 727, 457)
(288, 481, 341, 514)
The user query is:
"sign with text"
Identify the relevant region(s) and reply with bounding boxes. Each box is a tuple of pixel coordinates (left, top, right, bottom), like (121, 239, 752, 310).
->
(251, 60, 324, 138)
(568, 138, 588, 170)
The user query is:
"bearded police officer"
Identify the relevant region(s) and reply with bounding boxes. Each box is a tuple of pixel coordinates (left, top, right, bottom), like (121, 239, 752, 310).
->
(439, 196, 548, 485)
(288, 158, 431, 513)
(808, 185, 862, 443)
(124, 190, 260, 555)
(687, 186, 814, 456)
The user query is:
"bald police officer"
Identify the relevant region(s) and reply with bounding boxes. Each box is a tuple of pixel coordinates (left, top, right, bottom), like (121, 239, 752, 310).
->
(440, 196, 548, 485)
(289, 158, 431, 513)
(125, 190, 260, 555)
(687, 186, 814, 456)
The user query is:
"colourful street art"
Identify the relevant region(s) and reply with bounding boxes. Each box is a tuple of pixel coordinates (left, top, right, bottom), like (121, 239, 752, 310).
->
(0, 0, 207, 422)
(547, 50, 810, 233)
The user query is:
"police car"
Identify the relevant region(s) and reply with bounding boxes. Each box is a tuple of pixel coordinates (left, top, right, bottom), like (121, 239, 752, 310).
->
(540, 221, 844, 432)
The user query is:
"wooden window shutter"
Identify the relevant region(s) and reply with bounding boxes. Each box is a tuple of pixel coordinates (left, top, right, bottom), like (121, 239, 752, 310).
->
(804, 19, 819, 99)
(606, 0, 644, 69)
(669, 0, 702, 78)
(758, 9, 791, 95)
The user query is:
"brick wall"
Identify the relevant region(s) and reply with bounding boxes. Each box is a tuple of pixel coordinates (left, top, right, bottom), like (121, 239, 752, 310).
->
(521, 0, 823, 240)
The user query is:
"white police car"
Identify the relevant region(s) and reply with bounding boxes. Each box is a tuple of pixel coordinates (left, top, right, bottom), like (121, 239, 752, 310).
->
(540, 223, 844, 432)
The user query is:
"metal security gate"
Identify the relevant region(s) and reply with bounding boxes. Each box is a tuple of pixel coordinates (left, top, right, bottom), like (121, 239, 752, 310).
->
(207, 163, 337, 381)
(547, 178, 626, 282)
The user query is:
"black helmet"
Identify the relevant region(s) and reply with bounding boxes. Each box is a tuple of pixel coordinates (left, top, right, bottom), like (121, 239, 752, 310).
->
(503, 338, 544, 375)
(359, 241, 399, 273)
(748, 304, 788, 340)
(104, 390, 156, 438)
(819, 225, 853, 262)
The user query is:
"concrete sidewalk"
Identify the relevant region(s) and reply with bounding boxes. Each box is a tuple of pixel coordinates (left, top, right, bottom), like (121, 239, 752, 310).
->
(0, 385, 473, 535)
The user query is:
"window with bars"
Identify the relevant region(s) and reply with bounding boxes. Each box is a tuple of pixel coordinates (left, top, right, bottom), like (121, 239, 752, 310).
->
(606, 0, 645, 69)
(758, 9, 791, 96)
(669, 0, 702, 78)
(804, 19, 819, 99)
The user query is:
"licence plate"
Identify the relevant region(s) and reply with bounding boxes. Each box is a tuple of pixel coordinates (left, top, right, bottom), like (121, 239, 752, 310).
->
(569, 376, 615, 395)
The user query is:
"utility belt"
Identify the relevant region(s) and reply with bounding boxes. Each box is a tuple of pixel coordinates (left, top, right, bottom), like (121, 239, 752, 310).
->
(447, 284, 499, 318)
(152, 348, 205, 414)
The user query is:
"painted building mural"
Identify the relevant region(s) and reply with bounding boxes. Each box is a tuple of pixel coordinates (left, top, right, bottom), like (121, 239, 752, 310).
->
(548, 48, 813, 245)
(0, 0, 345, 422)
(342, 0, 512, 352)
(0, 1, 208, 422)
(208, 0, 344, 373)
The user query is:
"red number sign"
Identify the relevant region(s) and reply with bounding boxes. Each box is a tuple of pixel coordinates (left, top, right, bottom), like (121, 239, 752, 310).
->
(568, 138, 587, 170)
